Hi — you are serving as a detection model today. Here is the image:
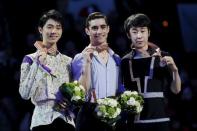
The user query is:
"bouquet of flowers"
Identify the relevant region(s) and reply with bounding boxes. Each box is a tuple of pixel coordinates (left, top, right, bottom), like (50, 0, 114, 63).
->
(119, 91, 144, 114)
(60, 81, 85, 104)
(94, 97, 121, 125)
(54, 81, 85, 113)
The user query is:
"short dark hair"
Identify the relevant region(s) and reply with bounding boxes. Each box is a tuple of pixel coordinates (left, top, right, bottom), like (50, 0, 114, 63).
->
(85, 12, 108, 27)
(124, 13, 151, 34)
(38, 9, 64, 29)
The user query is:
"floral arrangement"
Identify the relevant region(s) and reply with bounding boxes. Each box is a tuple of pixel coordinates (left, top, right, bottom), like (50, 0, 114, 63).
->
(94, 97, 121, 125)
(60, 81, 85, 104)
(54, 81, 85, 113)
(119, 91, 144, 114)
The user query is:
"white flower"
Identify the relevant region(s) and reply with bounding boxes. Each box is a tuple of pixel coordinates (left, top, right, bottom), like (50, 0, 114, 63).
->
(71, 96, 81, 101)
(104, 112, 109, 117)
(79, 85, 85, 91)
(119, 90, 144, 114)
(97, 99, 103, 104)
(73, 80, 78, 84)
(74, 86, 80, 91)
(108, 99, 118, 107)
(103, 99, 109, 105)
(124, 91, 132, 96)
(112, 108, 121, 118)
(97, 111, 103, 117)
(135, 101, 143, 113)
(127, 97, 136, 106)
(95, 97, 121, 121)
(117, 108, 121, 114)
(130, 91, 138, 95)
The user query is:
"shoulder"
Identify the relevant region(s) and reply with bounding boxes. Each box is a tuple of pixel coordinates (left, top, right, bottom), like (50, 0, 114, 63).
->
(60, 53, 72, 63)
(108, 48, 121, 65)
(122, 51, 133, 60)
(26, 52, 37, 59)
(73, 52, 83, 59)
(72, 53, 84, 62)
(22, 52, 37, 65)
(112, 53, 121, 66)
(113, 53, 121, 59)
(108, 48, 120, 59)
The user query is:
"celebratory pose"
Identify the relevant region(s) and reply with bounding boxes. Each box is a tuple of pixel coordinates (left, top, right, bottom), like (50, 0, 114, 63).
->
(121, 13, 181, 131)
(72, 12, 122, 131)
(19, 9, 75, 131)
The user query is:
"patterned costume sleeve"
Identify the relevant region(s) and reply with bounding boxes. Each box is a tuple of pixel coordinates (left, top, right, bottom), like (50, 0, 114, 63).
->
(19, 55, 39, 100)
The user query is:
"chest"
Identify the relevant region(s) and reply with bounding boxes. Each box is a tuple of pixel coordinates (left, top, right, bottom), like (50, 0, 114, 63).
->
(123, 56, 168, 93)
(46, 55, 70, 79)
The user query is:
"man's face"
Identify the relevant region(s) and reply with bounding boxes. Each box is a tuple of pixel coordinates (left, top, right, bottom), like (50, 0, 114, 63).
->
(128, 27, 149, 49)
(86, 18, 109, 46)
(39, 19, 62, 46)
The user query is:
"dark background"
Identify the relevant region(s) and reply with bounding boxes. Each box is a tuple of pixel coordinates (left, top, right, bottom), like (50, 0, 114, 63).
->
(0, 0, 197, 130)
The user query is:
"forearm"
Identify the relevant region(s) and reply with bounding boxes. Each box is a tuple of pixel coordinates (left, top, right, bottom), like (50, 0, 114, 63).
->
(72, 50, 93, 92)
(79, 62, 91, 91)
(170, 70, 181, 94)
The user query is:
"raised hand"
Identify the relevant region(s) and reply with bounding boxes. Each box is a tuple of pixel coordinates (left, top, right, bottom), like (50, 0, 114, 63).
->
(82, 46, 95, 63)
(161, 56, 178, 72)
(34, 41, 47, 65)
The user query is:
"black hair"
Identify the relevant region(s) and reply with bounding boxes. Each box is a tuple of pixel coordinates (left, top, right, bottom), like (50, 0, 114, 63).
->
(85, 12, 108, 28)
(38, 9, 64, 29)
(124, 13, 151, 34)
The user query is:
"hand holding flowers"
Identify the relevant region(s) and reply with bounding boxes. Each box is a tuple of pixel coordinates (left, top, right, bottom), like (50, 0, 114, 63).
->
(54, 81, 85, 113)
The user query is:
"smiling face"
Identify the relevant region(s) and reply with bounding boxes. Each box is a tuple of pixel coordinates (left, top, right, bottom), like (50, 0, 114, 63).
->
(128, 26, 150, 50)
(39, 19, 62, 47)
(85, 18, 109, 46)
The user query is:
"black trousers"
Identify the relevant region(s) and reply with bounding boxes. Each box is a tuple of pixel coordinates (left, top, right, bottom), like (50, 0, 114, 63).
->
(32, 118, 75, 131)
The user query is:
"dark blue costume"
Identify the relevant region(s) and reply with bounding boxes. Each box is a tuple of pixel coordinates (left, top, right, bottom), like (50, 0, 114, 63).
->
(121, 46, 172, 131)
